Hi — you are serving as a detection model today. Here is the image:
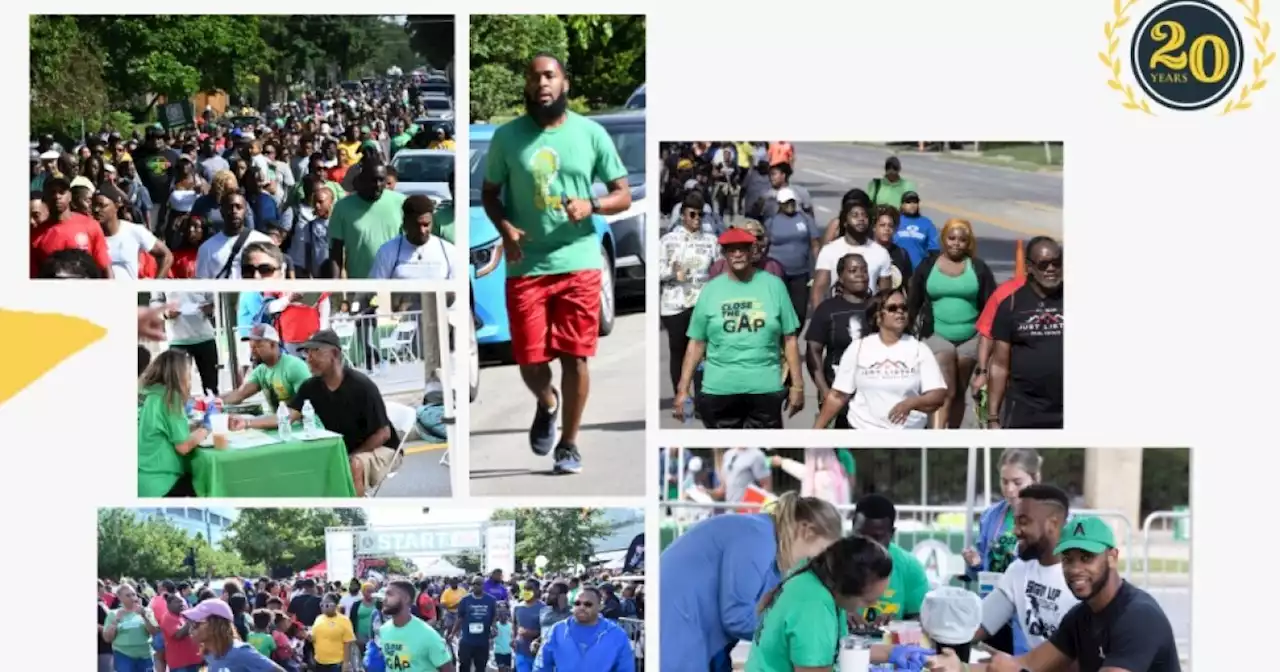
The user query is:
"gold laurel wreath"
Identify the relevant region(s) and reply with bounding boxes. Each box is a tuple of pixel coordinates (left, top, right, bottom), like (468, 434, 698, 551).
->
(1099, 0, 1155, 114)
(1223, 0, 1274, 114)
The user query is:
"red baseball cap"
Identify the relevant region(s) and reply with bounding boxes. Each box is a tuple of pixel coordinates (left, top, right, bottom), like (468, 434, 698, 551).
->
(718, 227, 757, 246)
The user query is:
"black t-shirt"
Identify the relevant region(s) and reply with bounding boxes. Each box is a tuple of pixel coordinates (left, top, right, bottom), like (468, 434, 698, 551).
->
(290, 366, 399, 453)
(288, 593, 323, 626)
(804, 295, 871, 387)
(1049, 581, 1179, 672)
(131, 146, 181, 205)
(98, 602, 113, 654)
(991, 284, 1064, 413)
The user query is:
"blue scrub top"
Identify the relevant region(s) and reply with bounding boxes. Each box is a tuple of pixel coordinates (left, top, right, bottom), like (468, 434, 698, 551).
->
(659, 513, 782, 672)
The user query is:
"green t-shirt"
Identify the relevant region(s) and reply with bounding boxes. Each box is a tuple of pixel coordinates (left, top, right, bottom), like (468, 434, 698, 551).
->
(435, 203, 455, 244)
(867, 176, 918, 208)
(329, 189, 407, 279)
(687, 271, 800, 396)
(390, 132, 413, 157)
(379, 616, 454, 671)
(247, 631, 276, 657)
(105, 608, 155, 659)
(834, 449, 857, 478)
(483, 112, 627, 277)
(356, 603, 375, 639)
(747, 570, 846, 672)
(862, 543, 930, 622)
(137, 384, 191, 497)
(249, 354, 312, 412)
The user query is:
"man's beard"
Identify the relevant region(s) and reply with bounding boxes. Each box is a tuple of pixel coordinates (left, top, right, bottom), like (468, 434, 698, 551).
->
(525, 89, 569, 125)
(382, 601, 404, 616)
(1072, 565, 1111, 601)
(1016, 537, 1042, 562)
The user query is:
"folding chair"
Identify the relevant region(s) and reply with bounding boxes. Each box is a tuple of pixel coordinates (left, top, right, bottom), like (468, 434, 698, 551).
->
(368, 400, 419, 497)
(332, 319, 357, 367)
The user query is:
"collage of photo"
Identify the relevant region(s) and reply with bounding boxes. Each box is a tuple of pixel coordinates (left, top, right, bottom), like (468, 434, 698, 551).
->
(24, 11, 1189, 672)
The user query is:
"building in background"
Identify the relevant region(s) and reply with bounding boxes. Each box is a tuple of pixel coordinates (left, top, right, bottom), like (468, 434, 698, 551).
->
(135, 507, 239, 546)
(591, 508, 645, 567)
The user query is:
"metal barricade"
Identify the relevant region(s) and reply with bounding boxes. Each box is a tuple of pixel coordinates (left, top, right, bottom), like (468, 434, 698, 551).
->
(1142, 509, 1191, 588)
(662, 501, 1137, 579)
(617, 616, 645, 667)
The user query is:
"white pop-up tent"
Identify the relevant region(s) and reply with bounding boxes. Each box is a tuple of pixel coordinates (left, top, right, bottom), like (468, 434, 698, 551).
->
(419, 557, 466, 578)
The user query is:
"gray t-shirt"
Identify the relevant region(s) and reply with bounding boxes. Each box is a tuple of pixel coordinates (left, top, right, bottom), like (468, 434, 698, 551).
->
(763, 211, 820, 277)
(722, 448, 771, 503)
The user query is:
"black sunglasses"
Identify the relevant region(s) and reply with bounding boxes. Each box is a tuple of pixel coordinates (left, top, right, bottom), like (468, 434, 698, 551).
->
(684, 209, 702, 219)
(241, 263, 279, 277)
(1032, 256, 1063, 271)
(882, 303, 908, 314)
(573, 600, 596, 607)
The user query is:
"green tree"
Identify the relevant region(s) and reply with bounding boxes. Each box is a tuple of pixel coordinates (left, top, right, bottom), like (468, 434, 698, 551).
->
(491, 509, 611, 573)
(562, 14, 645, 108)
(98, 509, 190, 580)
(30, 17, 114, 141)
(443, 550, 483, 574)
(406, 15, 456, 68)
(384, 557, 419, 576)
(225, 509, 334, 574)
(469, 15, 569, 122)
(470, 63, 524, 123)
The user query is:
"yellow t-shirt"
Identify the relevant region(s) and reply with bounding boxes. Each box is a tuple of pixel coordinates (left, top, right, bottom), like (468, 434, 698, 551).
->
(440, 587, 466, 611)
(428, 139, 456, 150)
(311, 613, 356, 665)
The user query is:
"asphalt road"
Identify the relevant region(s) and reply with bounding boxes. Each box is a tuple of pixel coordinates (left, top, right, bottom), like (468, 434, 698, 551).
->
(469, 296, 646, 496)
(657, 144, 1064, 430)
(375, 440, 452, 496)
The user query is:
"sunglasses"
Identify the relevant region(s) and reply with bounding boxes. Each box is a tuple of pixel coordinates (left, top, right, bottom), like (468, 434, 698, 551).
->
(684, 209, 702, 219)
(882, 303, 908, 314)
(241, 263, 280, 277)
(573, 601, 596, 608)
(1031, 256, 1063, 271)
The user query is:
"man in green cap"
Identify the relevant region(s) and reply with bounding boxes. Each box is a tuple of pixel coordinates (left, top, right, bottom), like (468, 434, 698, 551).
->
(934, 516, 1181, 672)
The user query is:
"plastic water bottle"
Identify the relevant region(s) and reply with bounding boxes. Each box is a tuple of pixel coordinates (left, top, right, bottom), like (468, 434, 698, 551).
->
(302, 400, 317, 434)
(837, 635, 872, 672)
(682, 397, 695, 425)
(276, 403, 292, 439)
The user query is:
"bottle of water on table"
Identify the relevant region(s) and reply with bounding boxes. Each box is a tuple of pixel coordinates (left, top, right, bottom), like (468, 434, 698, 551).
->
(302, 400, 317, 434)
(277, 403, 292, 439)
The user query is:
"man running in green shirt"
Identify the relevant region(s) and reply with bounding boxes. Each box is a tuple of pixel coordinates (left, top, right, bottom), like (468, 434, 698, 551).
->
(480, 52, 632, 474)
(220, 323, 313, 416)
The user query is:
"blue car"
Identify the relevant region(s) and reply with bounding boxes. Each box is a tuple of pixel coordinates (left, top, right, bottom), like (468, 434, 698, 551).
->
(468, 123, 618, 354)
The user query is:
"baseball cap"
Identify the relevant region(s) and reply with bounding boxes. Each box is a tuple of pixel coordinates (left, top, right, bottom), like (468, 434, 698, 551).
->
(298, 329, 342, 351)
(70, 176, 96, 191)
(243, 323, 281, 343)
(181, 598, 234, 623)
(718, 227, 756, 246)
(775, 187, 797, 203)
(919, 587, 982, 645)
(39, 150, 60, 161)
(1054, 516, 1117, 555)
(901, 190, 920, 203)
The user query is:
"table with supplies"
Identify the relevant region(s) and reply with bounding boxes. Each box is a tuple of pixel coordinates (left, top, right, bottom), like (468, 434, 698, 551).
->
(191, 425, 357, 497)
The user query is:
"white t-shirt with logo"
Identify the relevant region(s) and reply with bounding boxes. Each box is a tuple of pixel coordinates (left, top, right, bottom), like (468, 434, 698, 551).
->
(980, 558, 1079, 651)
(831, 333, 946, 429)
(106, 221, 159, 280)
(815, 239, 894, 294)
(368, 234, 456, 280)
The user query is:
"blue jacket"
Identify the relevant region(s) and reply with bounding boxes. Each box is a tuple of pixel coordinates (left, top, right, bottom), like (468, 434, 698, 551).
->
(659, 514, 781, 672)
(533, 617, 634, 672)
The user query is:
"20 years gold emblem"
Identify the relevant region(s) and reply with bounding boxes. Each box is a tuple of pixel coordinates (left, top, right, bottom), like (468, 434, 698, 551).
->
(1099, 0, 1273, 114)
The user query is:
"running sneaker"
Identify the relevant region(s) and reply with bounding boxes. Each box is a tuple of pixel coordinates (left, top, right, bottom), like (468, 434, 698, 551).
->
(529, 387, 560, 456)
(553, 442, 583, 474)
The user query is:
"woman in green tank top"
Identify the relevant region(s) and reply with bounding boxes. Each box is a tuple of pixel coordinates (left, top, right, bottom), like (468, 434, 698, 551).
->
(905, 219, 997, 429)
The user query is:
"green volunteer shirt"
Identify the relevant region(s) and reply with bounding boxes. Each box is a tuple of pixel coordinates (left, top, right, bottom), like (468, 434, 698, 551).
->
(435, 202, 455, 244)
(747, 569, 846, 672)
(248, 353, 312, 412)
(379, 616, 454, 671)
(105, 608, 156, 659)
(137, 384, 191, 497)
(687, 271, 800, 396)
(390, 132, 413, 157)
(862, 543, 930, 622)
(247, 631, 276, 657)
(866, 177, 918, 208)
(484, 112, 627, 277)
(330, 189, 406, 279)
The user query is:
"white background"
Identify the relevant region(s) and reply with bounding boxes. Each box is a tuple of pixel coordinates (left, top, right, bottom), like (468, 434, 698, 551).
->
(8, 1, 1276, 669)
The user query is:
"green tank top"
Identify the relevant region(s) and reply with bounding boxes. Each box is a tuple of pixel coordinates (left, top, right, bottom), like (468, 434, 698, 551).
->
(925, 259, 980, 342)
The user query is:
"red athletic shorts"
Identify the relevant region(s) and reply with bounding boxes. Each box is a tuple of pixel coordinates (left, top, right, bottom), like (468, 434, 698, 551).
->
(506, 269, 603, 365)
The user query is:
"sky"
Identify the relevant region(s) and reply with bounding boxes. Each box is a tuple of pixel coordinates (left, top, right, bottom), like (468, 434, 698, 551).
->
(366, 505, 492, 527)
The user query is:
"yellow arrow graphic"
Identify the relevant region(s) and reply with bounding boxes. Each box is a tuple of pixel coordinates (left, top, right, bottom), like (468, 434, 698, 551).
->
(0, 309, 106, 405)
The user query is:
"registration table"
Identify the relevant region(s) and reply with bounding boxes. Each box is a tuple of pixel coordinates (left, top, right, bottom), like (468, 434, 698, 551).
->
(191, 426, 357, 497)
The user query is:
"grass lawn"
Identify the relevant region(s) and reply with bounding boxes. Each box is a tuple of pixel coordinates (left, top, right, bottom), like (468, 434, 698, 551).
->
(943, 142, 1064, 172)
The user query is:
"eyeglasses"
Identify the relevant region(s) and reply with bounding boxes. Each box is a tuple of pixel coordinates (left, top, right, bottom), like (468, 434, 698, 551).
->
(1031, 256, 1063, 271)
(573, 601, 596, 607)
(241, 263, 280, 278)
(882, 303, 908, 314)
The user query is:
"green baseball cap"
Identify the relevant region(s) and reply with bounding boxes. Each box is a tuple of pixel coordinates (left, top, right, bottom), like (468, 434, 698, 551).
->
(1054, 516, 1116, 555)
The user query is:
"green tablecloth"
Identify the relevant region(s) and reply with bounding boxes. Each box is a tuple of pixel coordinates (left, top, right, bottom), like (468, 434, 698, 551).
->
(191, 428, 356, 497)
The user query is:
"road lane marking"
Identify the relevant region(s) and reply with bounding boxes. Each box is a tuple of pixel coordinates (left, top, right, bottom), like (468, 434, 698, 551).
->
(801, 167, 847, 182)
(1015, 200, 1061, 212)
(405, 442, 447, 455)
(816, 204, 832, 213)
(927, 200, 1062, 239)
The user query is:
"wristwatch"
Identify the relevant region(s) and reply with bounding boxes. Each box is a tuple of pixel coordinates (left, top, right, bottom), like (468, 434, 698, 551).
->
(590, 196, 602, 212)
(974, 366, 988, 375)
